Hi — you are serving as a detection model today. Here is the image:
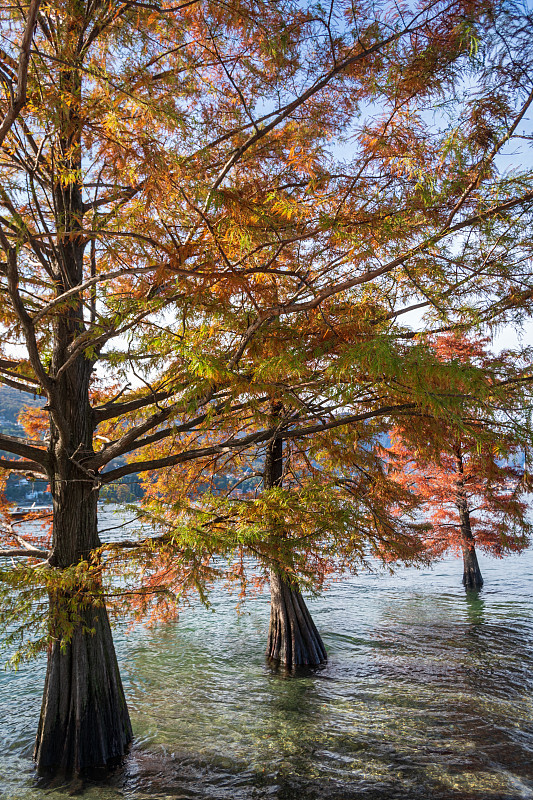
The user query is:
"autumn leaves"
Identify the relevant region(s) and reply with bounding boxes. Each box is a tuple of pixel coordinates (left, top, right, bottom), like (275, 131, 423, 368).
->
(0, 0, 532, 776)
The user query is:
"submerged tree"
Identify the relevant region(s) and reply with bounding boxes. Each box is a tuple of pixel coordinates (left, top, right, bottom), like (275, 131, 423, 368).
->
(386, 335, 532, 591)
(262, 403, 328, 669)
(0, 0, 532, 780)
(133, 331, 532, 665)
(0, 0, 365, 774)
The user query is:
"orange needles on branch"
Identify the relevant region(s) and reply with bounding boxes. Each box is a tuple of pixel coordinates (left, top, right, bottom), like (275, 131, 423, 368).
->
(0, 0, 532, 780)
(386, 335, 532, 591)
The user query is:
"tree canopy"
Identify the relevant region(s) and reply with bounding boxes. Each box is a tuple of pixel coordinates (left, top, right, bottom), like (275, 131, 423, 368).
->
(0, 0, 532, 777)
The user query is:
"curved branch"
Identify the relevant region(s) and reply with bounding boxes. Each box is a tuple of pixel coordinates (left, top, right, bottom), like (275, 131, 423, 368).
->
(31, 263, 160, 325)
(0, 372, 45, 395)
(198, 26, 413, 218)
(0, 358, 40, 385)
(92, 394, 267, 467)
(93, 389, 175, 422)
(258, 191, 533, 322)
(0, 432, 48, 466)
(3, 243, 52, 394)
(0, 458, 47, 473)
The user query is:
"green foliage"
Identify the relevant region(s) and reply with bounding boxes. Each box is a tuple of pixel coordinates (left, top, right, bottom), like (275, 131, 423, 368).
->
(0, 559, 105, 667)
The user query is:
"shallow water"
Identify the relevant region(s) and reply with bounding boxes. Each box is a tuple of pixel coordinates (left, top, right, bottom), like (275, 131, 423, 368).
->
(1, 508, 532, 799)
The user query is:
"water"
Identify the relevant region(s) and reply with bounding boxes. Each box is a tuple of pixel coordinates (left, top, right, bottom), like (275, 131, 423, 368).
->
(1, 507, 532, 799)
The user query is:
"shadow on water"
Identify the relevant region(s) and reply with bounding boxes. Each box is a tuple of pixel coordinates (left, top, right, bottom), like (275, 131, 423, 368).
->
(1, 544, 533, 799)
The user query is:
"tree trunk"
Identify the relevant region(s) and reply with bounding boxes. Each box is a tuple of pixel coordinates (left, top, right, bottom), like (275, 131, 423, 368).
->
(454, 448, 483, 592)
(267, 570, 327, 668)
(34, 603, 132, 776)
(460, 511, 483, 591)
(34, 485, 132, 776)
(264, 402, 327, 668)
(30, 10, 133, 774)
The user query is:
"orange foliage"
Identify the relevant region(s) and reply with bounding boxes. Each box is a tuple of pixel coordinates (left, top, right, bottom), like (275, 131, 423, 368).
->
(386, 335, 532, 561)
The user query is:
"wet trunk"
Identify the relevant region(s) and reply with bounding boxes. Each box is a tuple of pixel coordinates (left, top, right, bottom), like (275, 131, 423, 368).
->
(267, 570, 327, 668)
(264, 402, 327, 668)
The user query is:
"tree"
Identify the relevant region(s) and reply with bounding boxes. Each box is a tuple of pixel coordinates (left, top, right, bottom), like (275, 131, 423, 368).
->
(132, 332, 532, 666)
(263, 402, 328, 669)
(386, 335, 532, 591)
(0, 0, 533, 780)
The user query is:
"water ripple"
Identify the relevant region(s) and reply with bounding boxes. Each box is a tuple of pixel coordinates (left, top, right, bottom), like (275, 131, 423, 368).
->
(0, 509, 532, 799)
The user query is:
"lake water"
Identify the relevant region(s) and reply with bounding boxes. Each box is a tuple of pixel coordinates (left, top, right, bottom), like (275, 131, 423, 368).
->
(1, 507, 532, 799)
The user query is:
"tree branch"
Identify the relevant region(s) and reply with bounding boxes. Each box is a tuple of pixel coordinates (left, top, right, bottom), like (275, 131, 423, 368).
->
(0, 0, 41, 147)
(31, 263, 161, 325)
(100, 402, 416, 483)
(248, 190, 533, 324)
(3, 242, 52, 393)
(0, 457, 47, 473)
(0, 358, 40, 384)
(92, 389, 174, 422)
(198, 23, 419, 218)
(0, 372, 45, 395)
(0, 432, 48, 466)
(81, 181, 144, 214)
(444, 86, 533, 229)
(0, 547, 49, 558)
(91, 395, 267, 468)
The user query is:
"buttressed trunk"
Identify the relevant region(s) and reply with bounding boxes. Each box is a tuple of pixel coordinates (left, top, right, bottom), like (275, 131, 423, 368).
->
(459, 504, 483, 592)
(267, 570, 328, 668)
(454, 450, 483, 592)
(34, 602, 132, 776)
(34, 478, 132, 776)
(264, 403, 327, 668)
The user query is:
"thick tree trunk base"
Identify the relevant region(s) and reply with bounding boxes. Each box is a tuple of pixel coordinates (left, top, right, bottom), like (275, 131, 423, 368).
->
(34, 602, 132, 777)
(267, 571, 327, 669)
(462, 545, 483, 592)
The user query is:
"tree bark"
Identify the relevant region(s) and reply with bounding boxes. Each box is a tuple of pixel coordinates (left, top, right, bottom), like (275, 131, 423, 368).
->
(264, 401, 327, 668)
(267, 570, 327, 668)
(459, 506, 483, 591)
(455, 448, 483, 591)
(34, 603, 132, 776)
(31, 8, 133, 775)
(34, 485, 133, 776)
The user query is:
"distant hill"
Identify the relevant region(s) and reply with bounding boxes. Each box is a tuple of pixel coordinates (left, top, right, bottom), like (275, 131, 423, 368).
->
(0, 386, 48, 503)
(0, 385, 142, 504)
(0, 384, 44, 436)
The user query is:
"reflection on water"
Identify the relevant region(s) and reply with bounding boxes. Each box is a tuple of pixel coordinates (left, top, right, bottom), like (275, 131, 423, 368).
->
(465, 592, 485, 625)
(0, 508, 532, 799)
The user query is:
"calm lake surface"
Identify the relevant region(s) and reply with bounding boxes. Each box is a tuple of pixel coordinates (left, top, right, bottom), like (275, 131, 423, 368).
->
(1, 507, 532, 799)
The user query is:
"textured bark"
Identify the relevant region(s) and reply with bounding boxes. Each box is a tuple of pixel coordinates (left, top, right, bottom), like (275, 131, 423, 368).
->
(264, 402, 326, 668)
(31, 11, 133, 774)
(35, 486, 133, 776)
(462, 542, 483, 591)
(455, 449, 483, 592)
(263, 401, 283, 492)
(460, 510, 484, 591)
(34, 603, 132, 776)
(267, 570, 327, 668)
